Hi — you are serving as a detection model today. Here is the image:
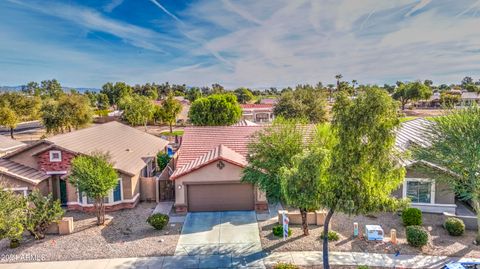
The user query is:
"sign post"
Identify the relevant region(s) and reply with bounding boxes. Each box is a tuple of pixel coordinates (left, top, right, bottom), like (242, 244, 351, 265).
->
(282, 212, 289, 241)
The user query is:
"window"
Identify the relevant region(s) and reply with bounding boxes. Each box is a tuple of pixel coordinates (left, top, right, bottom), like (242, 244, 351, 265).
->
(406, 180, 433, 204)
(79, 178, 122, 205)
(49, 150, 62, 162)
(4, 187, 28, 197)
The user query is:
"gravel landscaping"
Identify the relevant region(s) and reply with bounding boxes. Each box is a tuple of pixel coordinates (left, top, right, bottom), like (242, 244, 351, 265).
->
(259, 211, 480, 258)
(0, 202, 181, 263)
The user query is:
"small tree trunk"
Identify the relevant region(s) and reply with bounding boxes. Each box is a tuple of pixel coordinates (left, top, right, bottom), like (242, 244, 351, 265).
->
(95, 198, 101, 225)
(300, 208, 309, 236)
(323, 209, 335, 269)
(169, 121, 173, 133)
(10, 127, 14, 139)
(473, 198, 480, 245)
(144, 119, 148, 132)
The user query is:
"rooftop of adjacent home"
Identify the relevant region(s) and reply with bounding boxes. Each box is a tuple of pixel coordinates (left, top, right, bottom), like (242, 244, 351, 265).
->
(0, 134, 26, 153)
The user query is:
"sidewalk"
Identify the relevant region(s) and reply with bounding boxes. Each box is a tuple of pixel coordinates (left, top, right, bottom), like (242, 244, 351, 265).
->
(1, 251, 479, 269)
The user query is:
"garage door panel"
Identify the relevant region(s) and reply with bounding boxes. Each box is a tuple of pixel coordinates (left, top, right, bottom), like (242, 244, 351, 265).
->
(188, 183, 254, 212)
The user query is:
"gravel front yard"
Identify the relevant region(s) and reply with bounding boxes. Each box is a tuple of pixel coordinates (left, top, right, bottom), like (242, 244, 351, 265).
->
(0, 202, 181, 263)
(260, 211, 480, 258)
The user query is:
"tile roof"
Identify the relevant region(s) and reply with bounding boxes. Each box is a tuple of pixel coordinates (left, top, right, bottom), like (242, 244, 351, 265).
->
(395, 118, 434, 166)
(171, 144, 247, 179)
(171, 126, 263, 179)
(240, 104, 274, 109)
(0, 158, 49, 185)
(232, 120, 259, 126)
(0, 135, 26, 152)
(46, 121, 169, 175)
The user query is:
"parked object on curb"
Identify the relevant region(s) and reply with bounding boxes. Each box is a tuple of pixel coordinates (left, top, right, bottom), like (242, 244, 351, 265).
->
(443, 261, 480, 269)
(365, 225, 384, 241)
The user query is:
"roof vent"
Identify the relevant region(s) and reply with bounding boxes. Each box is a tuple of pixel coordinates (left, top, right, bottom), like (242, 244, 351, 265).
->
(126, 148, 132, 152)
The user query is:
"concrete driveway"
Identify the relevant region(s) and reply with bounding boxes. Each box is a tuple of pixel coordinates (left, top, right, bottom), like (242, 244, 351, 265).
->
(174, 211, 262, 256)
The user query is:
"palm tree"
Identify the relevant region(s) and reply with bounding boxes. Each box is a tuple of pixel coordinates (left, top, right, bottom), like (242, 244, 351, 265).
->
(352, 80, 358, 96)
(335, 74, 343, 92)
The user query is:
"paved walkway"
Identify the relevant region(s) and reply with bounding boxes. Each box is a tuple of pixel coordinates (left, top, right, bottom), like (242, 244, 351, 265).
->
(2, 251, 479, 269)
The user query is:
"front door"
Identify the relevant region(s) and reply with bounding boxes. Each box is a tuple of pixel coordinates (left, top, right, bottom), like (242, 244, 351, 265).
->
(59, 179, 67, 205)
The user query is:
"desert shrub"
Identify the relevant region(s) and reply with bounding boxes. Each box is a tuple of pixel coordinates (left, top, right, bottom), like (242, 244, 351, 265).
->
(24, 190, 64, 239)
(147, 213, 169, 230)
(402, 207, 422, 226)
(273, 262, 300, 269)
(444, 217, 465, 236)
(320, 230, 340, 241)
(0, 188, 27, 248)
(272, 224, 292, 237)
(358, 266, 370, 269)
(406, 225, 429, 247)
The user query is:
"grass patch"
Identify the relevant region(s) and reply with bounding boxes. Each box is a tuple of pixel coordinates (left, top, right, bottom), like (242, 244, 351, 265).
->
(160, 130, 184, 136)
(399, 116, 418, 123)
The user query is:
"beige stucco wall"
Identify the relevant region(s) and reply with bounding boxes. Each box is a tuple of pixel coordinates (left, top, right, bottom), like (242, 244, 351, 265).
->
(8, 143, 50, 170)
(119, 171, 136, 200)
(0, 173, 50, 196)
(174, 160, 266, 205)
(392, 166, 455, 205)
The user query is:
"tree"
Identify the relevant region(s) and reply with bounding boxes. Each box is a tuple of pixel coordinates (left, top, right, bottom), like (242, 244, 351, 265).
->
(189, 94, 241, 126)
(157, 92, 182, 133)
(413, 106, 480, 243)
(186, 87, 202, 102)
(101, 82, 133, 108)
(382, 84, 396, 94)
(0, 188, 27, 248)
(440, 91, 461, 108)
(57, 94, 93, 132)
(70, 153, 119, 225)
(24, 190, 64, 239)
(234, 88, 254, 104)
(0, 106, 19, 139)
(392, 81, 433, 110)
(321, 88, 406, 268)
(40, 99, 63, 134)
(120, 94, 155, 130)
(242, 118, 306, 201)
(40, 79, 64, 99)
(335, 74, 343, 92)
(279, 124, 333, 235)
(211, 83, 225, 94)
(424, 79, 433, 87)
(97, 93, 110, 110)
(21, 81, 40, 96)
(273, 84, 328, 123)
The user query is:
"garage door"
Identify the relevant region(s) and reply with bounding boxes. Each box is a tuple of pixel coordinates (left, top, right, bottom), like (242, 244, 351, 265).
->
(187, 183, 254, 212)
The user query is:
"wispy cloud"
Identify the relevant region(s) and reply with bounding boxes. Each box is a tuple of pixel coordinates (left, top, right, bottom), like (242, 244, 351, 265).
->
(103, 0, 124, 13)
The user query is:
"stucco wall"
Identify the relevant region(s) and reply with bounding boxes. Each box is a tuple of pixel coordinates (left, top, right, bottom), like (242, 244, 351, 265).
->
(119, 171, 137, 200)
(8, 143, 50, 170)
(174, 160, 266, 205)
(0, 173, 49, 195)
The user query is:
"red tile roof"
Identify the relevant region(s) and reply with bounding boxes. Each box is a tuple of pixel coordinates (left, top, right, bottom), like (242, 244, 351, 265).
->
(240, 104, 274, 109)
(171, 126, 263, 179)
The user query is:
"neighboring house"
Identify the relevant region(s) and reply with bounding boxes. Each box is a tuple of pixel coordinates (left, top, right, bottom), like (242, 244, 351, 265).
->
(240, 104, 275, 123)
(459, 91, 480, 107)
(0, 135, 26, 157)
(416, 90, 480, 108)
(0, 121, 169, 212)
(259, 98, 278, 105)
(170, 126, 268, 213)
(393, 118, 457, 214)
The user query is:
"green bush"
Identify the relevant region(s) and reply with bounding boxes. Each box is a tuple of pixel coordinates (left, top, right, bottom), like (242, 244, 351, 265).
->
(273, 262, 300, 269)
(156, 152, 171, 172)
(402, 207, 422, 226)
(358, 266, 370, 269)
(444, 217, 465, 236)
(406, 225, 429, 247)
(320, 230, 340, 241)
(272, 224, 292, 237)
(147, 213, 169, 230)
(24, 190, 64, 240)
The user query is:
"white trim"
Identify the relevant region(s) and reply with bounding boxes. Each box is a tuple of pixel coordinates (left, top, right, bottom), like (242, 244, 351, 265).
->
(49, 150, 62, 162)
(402, 178, 435, 204)
(46, 171, 67, 175)
(68, 193, 139, 207)
(410, 203, 457, 214)
(77, 178, 124, 206)
(4, 187, 28, 196)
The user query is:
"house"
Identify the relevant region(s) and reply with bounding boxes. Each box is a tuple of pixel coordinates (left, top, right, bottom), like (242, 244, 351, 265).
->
(393, 118, 457, 214)
(0, 135, 26, 157)
(0, 121, 169, 211)
(259, 98, 278, 105)
(240, 104, 275, 123)
(170, 125, 268, 213)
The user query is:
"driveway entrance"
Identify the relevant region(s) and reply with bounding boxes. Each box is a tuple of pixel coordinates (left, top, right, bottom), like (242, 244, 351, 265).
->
(175, 211, 262, 256)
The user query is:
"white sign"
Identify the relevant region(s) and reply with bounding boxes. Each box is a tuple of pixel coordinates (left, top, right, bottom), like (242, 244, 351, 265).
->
(282, 212, 289, 241)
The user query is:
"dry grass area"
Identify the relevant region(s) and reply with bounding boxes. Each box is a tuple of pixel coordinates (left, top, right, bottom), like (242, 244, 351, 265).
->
(403, 109, 449, 117)
(259, 212, 480, 258)
(0, 202, 181, 263)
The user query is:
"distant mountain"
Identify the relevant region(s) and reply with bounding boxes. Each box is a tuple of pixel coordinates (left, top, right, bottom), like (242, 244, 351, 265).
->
(0, 85, 100, 93)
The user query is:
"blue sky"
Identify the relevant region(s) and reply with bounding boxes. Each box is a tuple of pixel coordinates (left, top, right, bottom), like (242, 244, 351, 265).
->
(1, 0, 480, 88)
